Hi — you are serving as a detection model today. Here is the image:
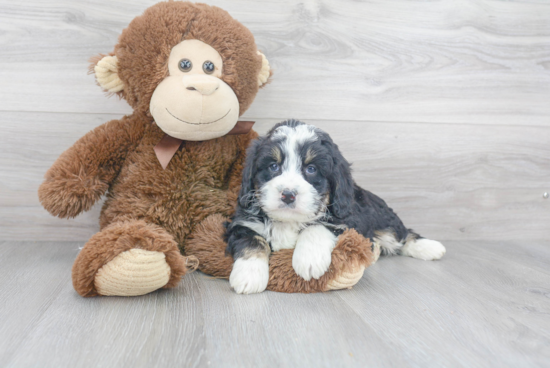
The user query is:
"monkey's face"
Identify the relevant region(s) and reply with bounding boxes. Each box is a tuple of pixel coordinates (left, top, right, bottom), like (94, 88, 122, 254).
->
(149, 39, 240, 141)
(93, 2, 271, 140)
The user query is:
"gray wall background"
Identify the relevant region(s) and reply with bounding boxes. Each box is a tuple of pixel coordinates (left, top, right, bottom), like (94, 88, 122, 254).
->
(1, 0, 549, 241)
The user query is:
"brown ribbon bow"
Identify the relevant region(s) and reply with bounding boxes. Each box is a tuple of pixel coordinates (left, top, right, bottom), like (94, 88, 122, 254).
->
(153, 121, 255, 170)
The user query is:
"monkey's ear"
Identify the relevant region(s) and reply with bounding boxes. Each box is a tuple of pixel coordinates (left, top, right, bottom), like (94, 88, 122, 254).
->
(257, 51, 272, 88)
(91, 55, 124, 93)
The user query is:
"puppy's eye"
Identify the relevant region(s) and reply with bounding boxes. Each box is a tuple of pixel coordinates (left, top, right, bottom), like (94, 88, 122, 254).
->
(179, 59, 192, 72)
(269, 163, 280, 172)
(305, 165, 317, 174)
(203, 60, 215, 74)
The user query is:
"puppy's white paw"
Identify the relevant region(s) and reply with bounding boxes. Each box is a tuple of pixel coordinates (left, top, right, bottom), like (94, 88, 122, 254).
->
(401, 238, 446, 261)
(229, 257, 269, 294)
(292, 246, 332, 281)
(292, 225, 337, 281)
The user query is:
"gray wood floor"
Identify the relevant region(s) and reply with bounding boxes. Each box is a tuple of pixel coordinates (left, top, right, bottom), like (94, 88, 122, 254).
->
(1, 240, 549, 368)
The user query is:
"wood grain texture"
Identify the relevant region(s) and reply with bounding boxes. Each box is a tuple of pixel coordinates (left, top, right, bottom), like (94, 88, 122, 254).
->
(0, 0, 549, 125)
(1, 240, 549, 367)
(0, 241, 75, 367)
(339, 241, 550, 367)
(2, 111, 548, 241)
(198, 277, 407, 367)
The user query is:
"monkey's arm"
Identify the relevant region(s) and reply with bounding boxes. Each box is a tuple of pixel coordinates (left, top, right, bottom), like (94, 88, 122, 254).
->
(38, 115, 147, 218)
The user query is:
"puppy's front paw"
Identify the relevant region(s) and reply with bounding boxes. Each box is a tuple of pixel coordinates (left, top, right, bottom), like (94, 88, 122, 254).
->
(292, 225, 337, 281)
(292, 245, 332, 281)
(229, 257, 269, 294)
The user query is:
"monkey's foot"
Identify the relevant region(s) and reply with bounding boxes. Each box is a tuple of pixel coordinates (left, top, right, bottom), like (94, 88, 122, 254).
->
(95, 249, 171, 296)
(72, 220, 197, 297)
(326, 265, 366, 290)
(326, 236, 381, 290)
(267, 228, 376, 293)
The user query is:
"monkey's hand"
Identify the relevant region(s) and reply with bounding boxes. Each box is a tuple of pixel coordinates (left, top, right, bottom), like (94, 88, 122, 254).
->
(38, 116, 145, 218)
(39, 161, 109, 218)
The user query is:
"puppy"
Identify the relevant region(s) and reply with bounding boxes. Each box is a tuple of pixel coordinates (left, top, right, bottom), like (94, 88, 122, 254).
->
(226, 120, 446, 294)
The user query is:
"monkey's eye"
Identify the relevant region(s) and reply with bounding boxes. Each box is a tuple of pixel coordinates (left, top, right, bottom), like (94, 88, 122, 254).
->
(178, 59, 192, 72)
(203, 60, 215, 74)
(305, 165, 317, 174)
(269, 163, 280, 172)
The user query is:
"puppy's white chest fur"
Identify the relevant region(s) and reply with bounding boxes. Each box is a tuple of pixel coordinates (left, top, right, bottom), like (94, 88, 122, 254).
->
(268, 221, 301, 251)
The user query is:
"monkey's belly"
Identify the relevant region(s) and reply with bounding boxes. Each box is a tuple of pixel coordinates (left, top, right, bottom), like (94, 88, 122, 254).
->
(99, 137, 238, 245)
(100, 180, 234, 245)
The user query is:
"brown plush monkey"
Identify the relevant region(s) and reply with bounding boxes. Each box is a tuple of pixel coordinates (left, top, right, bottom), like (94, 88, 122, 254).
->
(38, 1, 375, 297)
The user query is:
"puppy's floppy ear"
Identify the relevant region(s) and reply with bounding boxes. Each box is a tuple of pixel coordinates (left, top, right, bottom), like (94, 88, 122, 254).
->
(238, 138, 262, 208)
(322, 135, 354, 219)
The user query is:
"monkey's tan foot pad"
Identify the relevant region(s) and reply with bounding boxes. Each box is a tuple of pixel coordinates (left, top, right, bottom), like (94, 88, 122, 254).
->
(326, 239, 380, 291)
(72, 220, 192, 297)
(94, 249, 171, 296)
(326, 265, 366, 291)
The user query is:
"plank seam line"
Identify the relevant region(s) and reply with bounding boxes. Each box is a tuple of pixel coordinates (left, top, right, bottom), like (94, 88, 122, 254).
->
(1, 110, 550, 129)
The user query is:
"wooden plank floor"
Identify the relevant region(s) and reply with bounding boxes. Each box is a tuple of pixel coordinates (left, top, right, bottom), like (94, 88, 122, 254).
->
(1, 240, 549, 368)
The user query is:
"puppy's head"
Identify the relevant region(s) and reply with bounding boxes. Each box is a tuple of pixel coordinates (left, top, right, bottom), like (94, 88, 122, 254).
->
(239, 120, 354, 222)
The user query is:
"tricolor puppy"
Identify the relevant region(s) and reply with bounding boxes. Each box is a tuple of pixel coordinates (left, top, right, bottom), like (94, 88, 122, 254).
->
(226, 120, 446, 294)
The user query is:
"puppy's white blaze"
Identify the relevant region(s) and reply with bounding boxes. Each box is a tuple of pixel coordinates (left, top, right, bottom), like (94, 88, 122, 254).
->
(261, 124, 321, 222)
(401, 238, 446, 261)
(292, 225, 337, 281)
(229, 257, 269, 294)
(276, 124, 317, 173)
(374, 232, 404, 256)
(272, 124, 317, 149)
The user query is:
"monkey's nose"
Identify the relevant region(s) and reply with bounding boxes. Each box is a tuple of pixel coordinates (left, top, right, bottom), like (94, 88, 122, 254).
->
(281, 190, 296, 205)
(182, 75, 219, 96)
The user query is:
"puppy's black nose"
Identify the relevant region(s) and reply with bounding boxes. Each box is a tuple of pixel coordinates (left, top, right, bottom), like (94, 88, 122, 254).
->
(281, 190, 296, 205)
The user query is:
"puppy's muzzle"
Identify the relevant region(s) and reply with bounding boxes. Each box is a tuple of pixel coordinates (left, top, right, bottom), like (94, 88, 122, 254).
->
(281, 189, 296, 205)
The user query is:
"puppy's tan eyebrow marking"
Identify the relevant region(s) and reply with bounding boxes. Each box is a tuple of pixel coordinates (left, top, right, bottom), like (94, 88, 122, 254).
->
(304, 147, 316, 164)
(271, 146, 282, 163)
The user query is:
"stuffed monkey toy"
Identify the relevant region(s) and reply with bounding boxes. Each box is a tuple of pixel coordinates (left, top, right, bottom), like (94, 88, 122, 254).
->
(38, 1, 376, 297)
